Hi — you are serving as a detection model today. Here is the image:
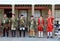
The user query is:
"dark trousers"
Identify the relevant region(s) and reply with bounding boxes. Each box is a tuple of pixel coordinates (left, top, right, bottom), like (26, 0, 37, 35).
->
(11, 30, 16, 37)
(3, 28, 9, 37)
(19, 30, 25, 37)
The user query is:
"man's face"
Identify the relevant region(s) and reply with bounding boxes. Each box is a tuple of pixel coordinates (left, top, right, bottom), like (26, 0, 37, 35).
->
(31, 17, 34, 20)
(12, 15, 15, 18)
(40, 16, 42, 20)
(48, 9, 52, 15)
(21, 16, 24, 19)
(4, 14, 7, 18)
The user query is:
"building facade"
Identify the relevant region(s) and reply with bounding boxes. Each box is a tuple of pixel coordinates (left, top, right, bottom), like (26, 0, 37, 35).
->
(0, 5, 52, 24)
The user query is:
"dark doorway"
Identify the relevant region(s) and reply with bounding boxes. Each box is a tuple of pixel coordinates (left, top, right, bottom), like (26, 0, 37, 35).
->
(4, 9, 12, 18)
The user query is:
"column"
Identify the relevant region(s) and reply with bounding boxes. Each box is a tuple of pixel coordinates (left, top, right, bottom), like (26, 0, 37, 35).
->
(52, 4, 55, 36)
(12, 4, 15, 14)
(52, 5, 55, 17)
(32, 4, 34, 16)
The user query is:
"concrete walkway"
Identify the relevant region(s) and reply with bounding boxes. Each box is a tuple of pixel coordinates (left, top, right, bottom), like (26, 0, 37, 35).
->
(0, 37, 60, 41)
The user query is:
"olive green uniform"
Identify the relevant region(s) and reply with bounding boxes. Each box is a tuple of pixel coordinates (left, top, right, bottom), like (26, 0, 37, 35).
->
(10, 18, 17, 37)
(2, 17, 9, 37)
(19, 17, 26, 37)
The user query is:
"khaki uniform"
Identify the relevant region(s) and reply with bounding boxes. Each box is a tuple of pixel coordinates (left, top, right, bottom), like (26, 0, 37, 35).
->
(29, 19, 36, 37)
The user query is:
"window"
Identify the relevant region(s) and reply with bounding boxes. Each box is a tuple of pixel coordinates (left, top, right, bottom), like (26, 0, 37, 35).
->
(19, 10, 27, 18)
(34, 10, 41, 21)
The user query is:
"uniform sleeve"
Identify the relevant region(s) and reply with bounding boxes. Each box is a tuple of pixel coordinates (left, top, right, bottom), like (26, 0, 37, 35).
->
(15, 18, 18, 27)
(43, 19, 44, 25)
(6, 18, 9, 23)
(38, 18, 40, 25)
(52, 16, 54, 20)
(28, 20, 30, 27)
(51, 16, 54, 24)
(24, 18, 27, 26)
(1, 19, 3, 25)
(34, 19, 36, 27)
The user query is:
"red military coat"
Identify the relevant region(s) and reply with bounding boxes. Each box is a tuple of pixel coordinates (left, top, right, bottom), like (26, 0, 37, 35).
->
(47, 16, 54, 32)
(38, 18, 44, 31)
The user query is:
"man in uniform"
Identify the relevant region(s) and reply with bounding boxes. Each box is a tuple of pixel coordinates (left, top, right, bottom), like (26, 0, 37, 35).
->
(29, 16, 36, 37)
(0, 19, 2, 35)
(46, 9, 54, 38)
(10, 14, 17, 37)
(2, 14, 9, 37)
(19, 15, 26, 37)
(38, 16, 44, 38)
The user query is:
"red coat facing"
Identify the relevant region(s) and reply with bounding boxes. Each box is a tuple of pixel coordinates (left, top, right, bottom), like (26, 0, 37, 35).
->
(47, 16, 54, 32)
(38, 18, 44, 31)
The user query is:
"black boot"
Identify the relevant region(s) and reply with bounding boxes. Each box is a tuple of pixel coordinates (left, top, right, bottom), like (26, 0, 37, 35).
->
(50, 36, 53, 38)
(47, 36, 49, 38)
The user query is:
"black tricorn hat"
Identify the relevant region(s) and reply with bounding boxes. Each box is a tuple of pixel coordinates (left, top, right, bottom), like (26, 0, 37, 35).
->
(21, 14, 24, 16)
(31, 15, 34, 17)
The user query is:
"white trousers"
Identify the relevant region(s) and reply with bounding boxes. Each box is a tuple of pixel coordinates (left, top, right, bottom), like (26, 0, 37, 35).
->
(47, 32, 52, 37)
(38, 31, 43, 37)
